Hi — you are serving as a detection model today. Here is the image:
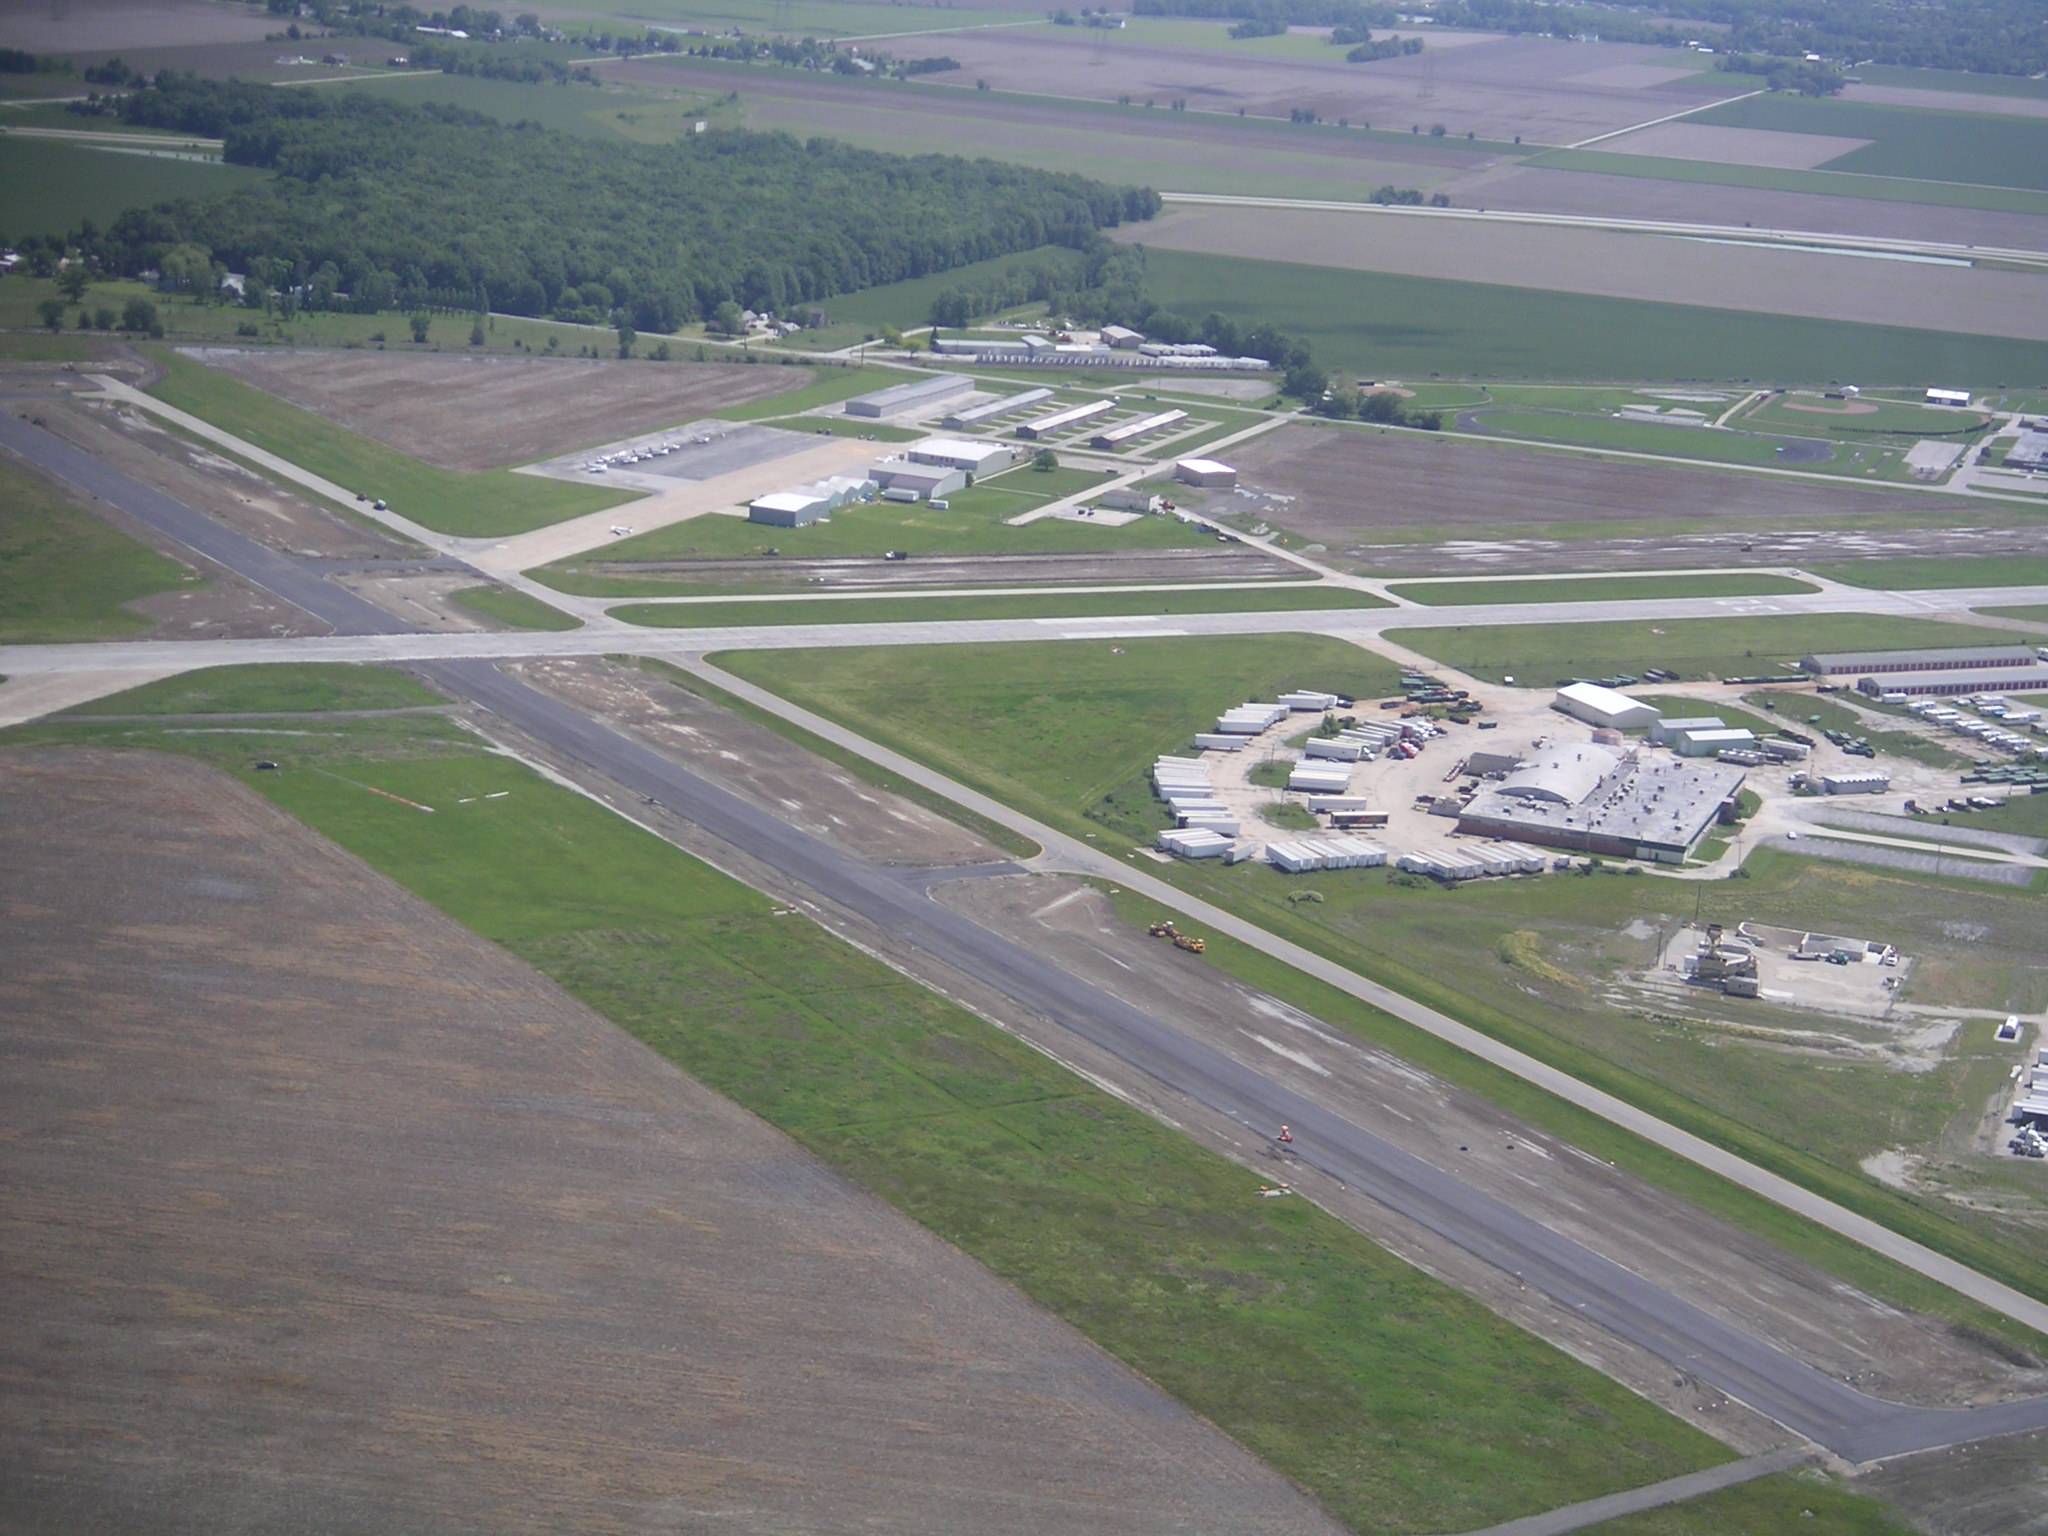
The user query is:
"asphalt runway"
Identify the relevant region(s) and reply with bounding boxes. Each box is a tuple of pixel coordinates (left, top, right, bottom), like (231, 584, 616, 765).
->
(11, 408, 2048, 1461)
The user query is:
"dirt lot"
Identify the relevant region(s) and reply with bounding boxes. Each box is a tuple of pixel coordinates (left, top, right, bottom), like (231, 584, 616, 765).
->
(908, 29, 1732, 144)
(514, 656, 1007, 867)
(1121, 203, 2048, 340)
(572, 545, 1300, 589)
(191, 349, 809, 472)
(0, 747, 1341, 1536)
(933, 875, 2048, 1423)
(1861, 1425, 2048, 1533)
(6, 0, 282, 52)
(1597, 122, 1871, 169)
(1441, 163, 2048, 254)
(1204, 424, 1991, 571)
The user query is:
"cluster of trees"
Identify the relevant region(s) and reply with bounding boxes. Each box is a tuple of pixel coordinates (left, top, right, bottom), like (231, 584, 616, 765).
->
(926, 249, 1092, 328)
(1228, 18, 1288, 38)
(66, 77, 1158, 334)
(403, 39, 594, 83)
(1313, 382, 1443, 429)
(1344, 34, 1425, 61)
(1132, 0, 2048, 76)
(0, 48, 70, 74)
(1714, 52, 1842, 94)
(1369, 186, 1452, 206)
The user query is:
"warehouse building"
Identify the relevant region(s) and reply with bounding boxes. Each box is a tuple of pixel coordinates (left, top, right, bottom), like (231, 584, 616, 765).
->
(1175, 458, 1236, 488)
(1015, 399, 1116, 440)
(1818, 770, 1891, 795)
(747, 473, 874, 527)
(943, 388, 1054, 430)
(1802, 645, 2042, 678)
(1457, 742, 1745, 862)
(1099, 486, 1159, 512)
(844, 373, 975, 419)
(1671, 726, 1759, 758)
(2006, 430, 2048, 472)
(1926, 387, 1972, 407)
(1852, 663, 2048, 697)
(907, 437, 1015, 476)
(1649, 715, 1724, 744)
(1553, 682, 1659, 731)
(866, 461, 966, 502)
(1090, 410, 1188, 450)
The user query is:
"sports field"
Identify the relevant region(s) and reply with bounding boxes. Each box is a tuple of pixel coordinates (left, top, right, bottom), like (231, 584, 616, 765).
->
(1137, 251, 2048, 384)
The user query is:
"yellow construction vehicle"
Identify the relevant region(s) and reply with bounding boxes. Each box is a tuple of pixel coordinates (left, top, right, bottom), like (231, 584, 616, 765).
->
(1148, 920, 1205, 954)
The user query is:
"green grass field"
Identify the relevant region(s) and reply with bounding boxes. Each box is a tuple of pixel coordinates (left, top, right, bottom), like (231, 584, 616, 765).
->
(56, 663, 445, 716)
(1854, 64, 2048, 102)
(1389, 573, 1820, 606)
(1384, 614, 2009, 684)
(446, 585, 582, 630)
(1737, 394, 1992, 441)
(1530, 147, 2048, 218)
(1140, 250, 2048, 385)
(0, 137, 264, 241)
(0, 460, 193, 642)
(613, 583, 1383, 626)
(144, 349, 636, 537)
(1690, 94, 2048, 193)
(1815, 556, 2048, 590)
(1467, 409, 1843, 469)
(1978, 605, 2048, 624)
(532, 479, 1214, 589)
(0, 676, 1786, 1536)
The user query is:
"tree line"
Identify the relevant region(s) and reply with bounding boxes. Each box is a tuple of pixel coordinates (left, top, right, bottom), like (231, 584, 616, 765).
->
(1130, 0, 2048, 76)
(65, 76, 1158, 334)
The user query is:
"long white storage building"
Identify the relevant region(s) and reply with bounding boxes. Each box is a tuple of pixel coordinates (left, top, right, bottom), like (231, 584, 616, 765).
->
(944, 388, 1054, 429)
(1016, 399, 1116, 439)
(1090, 410, 1187, 450)
(845, 372, 976, 419)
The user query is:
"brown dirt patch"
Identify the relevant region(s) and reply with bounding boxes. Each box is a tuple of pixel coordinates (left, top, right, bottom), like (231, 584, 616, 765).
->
(1119, 203, 2048, 340)
(12, 0, 281, 52)
(189, 349, 809, 472)
(0, 746, 1339, 1536)
(513, 656, 1008, 867)
(1217, 423, 1983, 546)
(1782, 397, 1881, 415)
(1597, 122, 1872, 170)
(933, 875, 2047, 1418)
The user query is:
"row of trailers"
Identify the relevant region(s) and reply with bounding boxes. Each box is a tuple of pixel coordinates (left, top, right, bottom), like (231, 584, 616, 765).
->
(1268, 839, 1549, 878)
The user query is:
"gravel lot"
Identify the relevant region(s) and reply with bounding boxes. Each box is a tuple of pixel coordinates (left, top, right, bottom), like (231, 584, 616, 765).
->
(193, 350, 808, 472)
(0, 747, 1341, 1536)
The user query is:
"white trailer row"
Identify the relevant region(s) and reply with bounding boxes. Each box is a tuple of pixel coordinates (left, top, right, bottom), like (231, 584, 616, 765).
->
(1193, 733, 1247, 751)
(1289, 762, 1354, 793)
(1158, 826, 1232, 859)
(1398, 843, 1548, 880)
(1266, 837, 1389, 873)
(1216, 702, 1289, 735)
(2014, 1046, 2048, 1122)
(1279, 690, 1342, 711)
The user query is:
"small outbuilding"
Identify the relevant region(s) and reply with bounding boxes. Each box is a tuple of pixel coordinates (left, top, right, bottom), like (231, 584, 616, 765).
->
(1175, 458, 1237, 489)
(1925, 387, 1972, 408)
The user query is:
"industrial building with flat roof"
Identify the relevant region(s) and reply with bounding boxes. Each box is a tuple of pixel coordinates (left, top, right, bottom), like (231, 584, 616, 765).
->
(1457, 742, 1745, 862)
(2006, 430, 2048, 472)
(867, 461, 965, 501)
(906, 438, 1014, 476)
(1553, 682, 1658, 731)
(844, 373, 975, 419)
(1090, 410, 1187, 450)
(1802, 645, 2041, 677)
(1015, 399, 1116, 439)
(943, 388, 1054, 430)
(1175, 458, 1236, 488)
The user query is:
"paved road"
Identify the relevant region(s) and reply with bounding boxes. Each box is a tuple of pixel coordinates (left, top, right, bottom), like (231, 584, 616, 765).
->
(11, 409, 2048, 1461)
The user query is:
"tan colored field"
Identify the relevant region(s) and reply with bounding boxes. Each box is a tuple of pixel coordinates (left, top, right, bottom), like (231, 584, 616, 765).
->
(1595, 121, 1872, 169)
(1121, 203, 2048, 339)
(192, 349, 808, 472)
(1782, 397, 1880, 416)
(0, 747, 1343, 1536)
(911, 28, 1735, 143)
(3, 0, 281, 51)
(1841, 84, 2048, 122)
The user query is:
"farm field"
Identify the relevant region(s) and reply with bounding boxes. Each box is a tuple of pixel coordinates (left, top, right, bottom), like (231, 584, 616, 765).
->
(1137, 251, 2048, 384)
(719, 637, 2048, 1321)
(902, 26, 1735, 145)
(1123, 206, 2048, 344)
(1388, 573, 1819, 606)
(1383, 613, 2005, 684)
(1462, 410, 1868, 474)
(1208, 424, 1985, 553)
(1523, 147, 2048, 218)
(611, 583, 1382, 626)
(0, 743, 1360, 1536)
(192, 349, 811, 473)
(0, 137, 263, 241)
(0, 459, 193, 643)
(1427, 163, 2048, 253)
(1, 0, 282, 51)
(1687, 95, 2048, 193)
(147, 350, 636, 537)
(0, 695, 1769, 1536)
